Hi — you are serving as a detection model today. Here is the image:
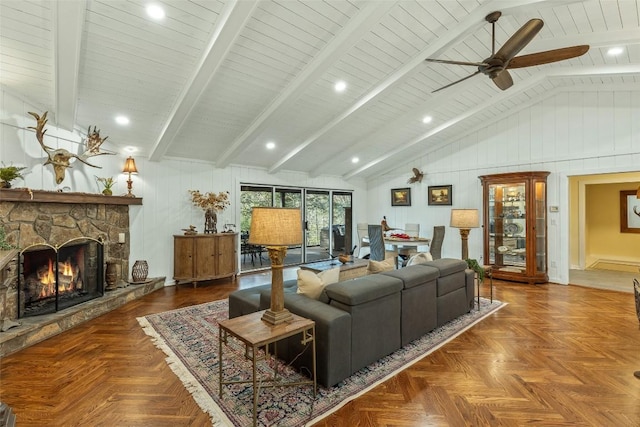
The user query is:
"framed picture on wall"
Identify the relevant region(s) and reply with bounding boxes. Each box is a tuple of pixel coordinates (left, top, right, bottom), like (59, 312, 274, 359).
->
(620, 190, 640, 233)
(428, 185, 452, 206)
(391, 188, 411, 206)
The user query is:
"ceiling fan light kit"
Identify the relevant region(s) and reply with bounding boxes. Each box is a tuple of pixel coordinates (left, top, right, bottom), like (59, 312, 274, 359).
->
(426, 11, 590, 92)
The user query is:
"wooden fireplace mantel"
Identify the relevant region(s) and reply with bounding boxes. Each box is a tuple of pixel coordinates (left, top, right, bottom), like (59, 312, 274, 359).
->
(0, 188, 142, 205)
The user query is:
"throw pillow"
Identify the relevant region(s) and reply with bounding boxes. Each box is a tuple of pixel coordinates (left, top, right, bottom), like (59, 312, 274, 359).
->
(407, 252, 433, 266)
(297, 266, 341, 300)
(367, 258, 395, 274)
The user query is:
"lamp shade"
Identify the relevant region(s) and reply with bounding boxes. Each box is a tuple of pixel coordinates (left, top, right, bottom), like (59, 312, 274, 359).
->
(450, 209, 479, 229)
(248, 207, 302, 246)
(122, 156, 138, 174)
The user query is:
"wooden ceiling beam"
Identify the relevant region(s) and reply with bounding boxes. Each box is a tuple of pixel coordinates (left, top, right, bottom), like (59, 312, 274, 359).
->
(149, 0, 259, 162)
(53, 0, 86, 131)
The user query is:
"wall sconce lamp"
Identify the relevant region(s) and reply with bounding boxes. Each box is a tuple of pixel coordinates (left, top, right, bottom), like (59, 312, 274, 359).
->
(122, 156, 138, 197)
(450, 208, 479, 260)
(248, 207, 302, 325)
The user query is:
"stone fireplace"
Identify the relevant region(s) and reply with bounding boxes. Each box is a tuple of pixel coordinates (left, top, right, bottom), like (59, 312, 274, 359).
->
(18, 238, 104, 318)
(0, 188, 140, 328)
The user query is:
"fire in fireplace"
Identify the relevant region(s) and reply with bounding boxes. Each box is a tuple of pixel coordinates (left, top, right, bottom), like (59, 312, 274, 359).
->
(18, 238, 104, 318)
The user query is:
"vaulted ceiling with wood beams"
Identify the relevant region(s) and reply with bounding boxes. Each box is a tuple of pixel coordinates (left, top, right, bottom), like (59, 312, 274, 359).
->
(1, 0, 639, 180)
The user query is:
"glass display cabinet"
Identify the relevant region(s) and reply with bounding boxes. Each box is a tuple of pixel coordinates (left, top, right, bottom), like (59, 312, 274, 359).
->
(479, 171, 549, 284)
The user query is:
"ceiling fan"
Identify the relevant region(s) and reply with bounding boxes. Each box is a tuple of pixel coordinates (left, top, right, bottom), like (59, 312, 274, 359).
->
(426, 11, 589, 92)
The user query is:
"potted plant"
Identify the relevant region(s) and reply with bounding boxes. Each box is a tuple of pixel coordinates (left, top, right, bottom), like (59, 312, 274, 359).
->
(465, 258, 484, 283)
(0, 163, 27, 188)
(96, 177, 115, 195)
(0, 226, 15, 250)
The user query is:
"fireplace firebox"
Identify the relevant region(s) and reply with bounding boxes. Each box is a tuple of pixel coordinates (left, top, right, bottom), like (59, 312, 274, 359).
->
(18, 238, 104, 318)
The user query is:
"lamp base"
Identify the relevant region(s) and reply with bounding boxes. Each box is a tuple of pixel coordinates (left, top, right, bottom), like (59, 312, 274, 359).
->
(261, 308, 293, 325)
(459, 228, 470, 260)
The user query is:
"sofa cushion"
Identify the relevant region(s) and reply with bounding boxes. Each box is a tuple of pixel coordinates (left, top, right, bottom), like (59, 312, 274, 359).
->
(380, 264, 439, 290)
(296, 266, 340, 299)
(367, 258, 395, 274)
(325, 274, 403, 306)
(421, 258, 467, 276)
(406, 252, 433, 266)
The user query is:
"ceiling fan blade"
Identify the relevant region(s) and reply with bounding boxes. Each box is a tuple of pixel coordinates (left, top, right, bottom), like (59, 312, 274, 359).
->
(495, 19, 544, 62)
(425, 58, 488, 67)
(432, 71, 482, 93)
(507, 45, 589, 69)
(492, 70, 513, 90)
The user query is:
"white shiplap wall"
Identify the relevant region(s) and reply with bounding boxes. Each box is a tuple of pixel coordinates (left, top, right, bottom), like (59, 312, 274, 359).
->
(4, 86, 639, 285)
(366, 89, 640, 285)
(0, 88, 367, 284)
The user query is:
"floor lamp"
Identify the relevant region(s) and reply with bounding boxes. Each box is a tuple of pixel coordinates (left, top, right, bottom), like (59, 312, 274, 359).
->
(248, 207, 302, 325)
(450, 209, 479, 260)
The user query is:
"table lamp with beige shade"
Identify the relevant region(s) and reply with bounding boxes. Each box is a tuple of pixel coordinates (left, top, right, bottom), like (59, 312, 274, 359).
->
(450, 208, 479, 260)
(122, 156, 138, 197)
(248, 207, 302, 325)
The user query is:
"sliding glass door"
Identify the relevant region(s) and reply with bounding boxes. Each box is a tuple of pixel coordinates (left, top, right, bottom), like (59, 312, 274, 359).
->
(333, 192, 353, 256)
(305, 190, 330, 262)
(275, 187, 303, 265)
(240, 184, 352, 272)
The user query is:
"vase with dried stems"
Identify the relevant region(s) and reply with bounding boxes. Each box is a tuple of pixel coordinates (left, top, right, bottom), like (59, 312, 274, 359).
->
(188, 190, 230, 234)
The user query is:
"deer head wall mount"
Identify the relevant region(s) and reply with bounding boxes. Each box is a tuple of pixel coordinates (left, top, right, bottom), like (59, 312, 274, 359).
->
(28, 111, 114, 184)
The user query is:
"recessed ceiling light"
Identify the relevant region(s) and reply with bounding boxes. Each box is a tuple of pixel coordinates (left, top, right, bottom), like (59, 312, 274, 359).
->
(266, 141, 276, 150)
(146, 4, 165, 20)
(334, 80, 347, 93)
(124, 146, 138, 153)
(115, 115, 130, 125)
(607, 47, 624, 56)
(422, 115, 433, 124)
(351, 157, 359, 163)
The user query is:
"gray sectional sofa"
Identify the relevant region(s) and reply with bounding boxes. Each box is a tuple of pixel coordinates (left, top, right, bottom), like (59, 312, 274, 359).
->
(228, 258, 474, 387)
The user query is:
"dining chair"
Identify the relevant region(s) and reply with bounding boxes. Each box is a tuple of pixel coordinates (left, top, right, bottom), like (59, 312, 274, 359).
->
(357, 223, 369, 258)
(368, 224, 398, 267)
(429, 226, 445, 260)
(367, 225, 386, 261)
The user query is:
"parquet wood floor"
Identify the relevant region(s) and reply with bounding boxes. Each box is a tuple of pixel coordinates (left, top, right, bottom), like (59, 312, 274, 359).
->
(1, 274, 639, 426)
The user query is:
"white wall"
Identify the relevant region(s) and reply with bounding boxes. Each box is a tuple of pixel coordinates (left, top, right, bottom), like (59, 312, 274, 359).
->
(1, 89, 367, 284)
(366, 89, 640, 284)
(4, 86, 639, 285)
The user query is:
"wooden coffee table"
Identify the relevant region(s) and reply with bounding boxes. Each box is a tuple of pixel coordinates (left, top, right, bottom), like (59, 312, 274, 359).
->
(300, 257, 368, 281)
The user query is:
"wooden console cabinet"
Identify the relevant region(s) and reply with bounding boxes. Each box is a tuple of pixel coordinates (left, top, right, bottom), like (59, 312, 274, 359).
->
(479, 172, 549, 284)
(173, 233, 238, 286)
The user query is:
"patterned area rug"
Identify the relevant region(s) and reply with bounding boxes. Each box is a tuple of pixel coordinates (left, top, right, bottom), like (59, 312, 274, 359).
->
(138, 297, 505, 426)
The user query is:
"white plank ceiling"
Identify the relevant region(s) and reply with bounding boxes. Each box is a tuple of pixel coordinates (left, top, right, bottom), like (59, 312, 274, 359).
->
(1, 0, 639, 180)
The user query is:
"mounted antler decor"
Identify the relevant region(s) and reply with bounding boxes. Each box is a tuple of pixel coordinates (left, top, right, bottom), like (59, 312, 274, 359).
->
(28, 111, 114, 184)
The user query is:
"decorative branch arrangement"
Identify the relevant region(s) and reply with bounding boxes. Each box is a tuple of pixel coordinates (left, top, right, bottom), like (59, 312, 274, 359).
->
(188, 190, 230, 234)
(188, 190, 230, 212)
(28, 111, 114, 184)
